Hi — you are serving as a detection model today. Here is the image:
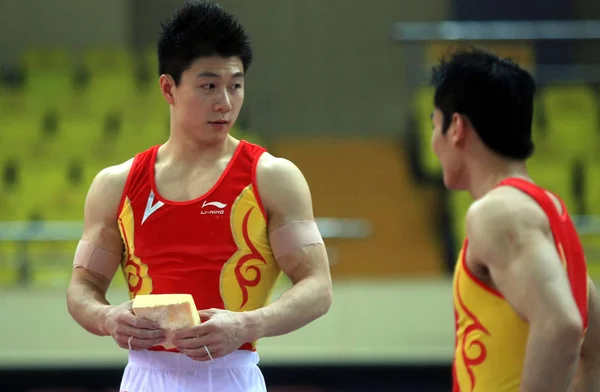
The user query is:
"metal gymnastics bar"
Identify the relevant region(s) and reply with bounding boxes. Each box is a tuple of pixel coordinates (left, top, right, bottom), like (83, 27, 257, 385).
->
(0, 218, 373, 242)
(0, 219, 371, 274)
(389, 19, 600, 87)
(391, 20, 600, 42)
(390, 20, 600, 84)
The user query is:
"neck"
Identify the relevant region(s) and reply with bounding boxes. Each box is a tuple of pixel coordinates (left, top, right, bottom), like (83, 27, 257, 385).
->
(159, 131, 236, 165)
(466, 152, 530, 200)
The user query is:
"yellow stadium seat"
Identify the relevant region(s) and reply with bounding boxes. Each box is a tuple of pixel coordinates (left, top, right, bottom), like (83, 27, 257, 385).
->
(585, 163, 600, 216)
(21, 47, 73, 72)
(0, 79, 30, 121)
(0, 159, 28, 285)
(538, 85, 600, 162)
(527, 157, 578, 214)
(9, 164, 84, 288)
(0, 115, 41, 161)
(530, 98, 550, 158)
(82, 47, 137, 116)
(0, 175, 29, 222)
(26, 163, 88, 221)
(83, 47, 136, 77)
(582, 163, 600, 281)
(20, 47, 75, 114)
(412, 86, 442, 180)
(29, 237, 78, 289)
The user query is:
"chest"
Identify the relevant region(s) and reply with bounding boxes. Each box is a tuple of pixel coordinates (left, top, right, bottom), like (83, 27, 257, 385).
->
(153, 163, 229, 202)
(133, 189, 240, 244)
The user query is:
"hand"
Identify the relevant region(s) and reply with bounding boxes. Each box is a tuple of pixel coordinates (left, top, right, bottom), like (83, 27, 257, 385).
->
(173, 308, 251, 361)
(103, 300, 167, 351)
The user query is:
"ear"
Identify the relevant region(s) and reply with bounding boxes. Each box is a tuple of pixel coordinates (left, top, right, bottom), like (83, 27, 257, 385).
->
(159, 74, 176, 105)
(450, 113, 467, 146)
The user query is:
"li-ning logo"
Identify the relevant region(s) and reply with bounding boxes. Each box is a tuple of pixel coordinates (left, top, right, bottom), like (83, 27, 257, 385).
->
(201, 200, 227, 215)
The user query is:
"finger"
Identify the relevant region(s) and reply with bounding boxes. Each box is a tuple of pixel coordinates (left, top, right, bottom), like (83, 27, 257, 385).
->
(185, 347, 216, 361)
(172, 323, 213, 341)
(175, 335, 216, 350)
(198, 309, 220, 319)
(122, 312, 161, 330)
(180, 347, 208, 359)
(123, 336, 165, 350)
(117, 325, 167, 340)
(188, 346, 220, 361)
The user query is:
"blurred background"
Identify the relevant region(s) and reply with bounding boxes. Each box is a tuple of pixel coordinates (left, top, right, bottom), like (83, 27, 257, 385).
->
(1, 0, 600, 391)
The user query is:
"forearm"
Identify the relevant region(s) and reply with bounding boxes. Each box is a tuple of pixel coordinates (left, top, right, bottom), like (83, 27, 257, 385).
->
(521, 322, 582, 392)
(244, 276, 332, 340)
(66, 280, 112, 336)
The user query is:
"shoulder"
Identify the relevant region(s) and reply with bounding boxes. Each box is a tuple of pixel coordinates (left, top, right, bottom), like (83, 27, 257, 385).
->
(90, 158, 134, 196)
(256, 153, 305, 183)
(254, 153, 313, 219)
(466, 186, 550, 259)
(85, 158, 135, 216)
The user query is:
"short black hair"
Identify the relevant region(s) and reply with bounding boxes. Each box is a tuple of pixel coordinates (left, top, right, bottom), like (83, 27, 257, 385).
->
(158, 0, 253, 85)
(430, 47, 536, 160)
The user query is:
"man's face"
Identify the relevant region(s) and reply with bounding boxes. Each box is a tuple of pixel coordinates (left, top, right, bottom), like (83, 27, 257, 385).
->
(162, 56, 245, 144)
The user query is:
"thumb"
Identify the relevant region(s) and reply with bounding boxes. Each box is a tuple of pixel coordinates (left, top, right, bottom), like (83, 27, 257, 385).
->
(198, 308, 221, 321)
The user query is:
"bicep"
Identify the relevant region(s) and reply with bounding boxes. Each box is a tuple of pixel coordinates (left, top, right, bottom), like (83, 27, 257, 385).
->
(258, 157, 315, 231)
(486, 229, 580, 325)
(71, 168, 126, 288)
(256, 157, 328, 282)
(81, 169, 124, 253)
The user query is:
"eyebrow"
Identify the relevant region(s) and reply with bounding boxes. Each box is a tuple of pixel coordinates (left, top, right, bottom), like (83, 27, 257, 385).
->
(197, 71, 245, 78)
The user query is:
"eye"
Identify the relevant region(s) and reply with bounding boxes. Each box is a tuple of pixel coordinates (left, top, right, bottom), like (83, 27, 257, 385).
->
(202, 83, 216, 90)
(231, 83, 242, 90)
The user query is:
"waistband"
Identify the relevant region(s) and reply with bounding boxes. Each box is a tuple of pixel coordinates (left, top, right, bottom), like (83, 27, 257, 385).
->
(127, 349, 260, 370)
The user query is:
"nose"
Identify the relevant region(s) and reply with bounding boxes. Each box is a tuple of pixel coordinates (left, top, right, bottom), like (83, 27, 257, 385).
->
(214, 89, 232, 113)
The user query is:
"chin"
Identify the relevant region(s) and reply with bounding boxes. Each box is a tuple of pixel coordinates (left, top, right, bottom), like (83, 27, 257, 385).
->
(443, 173, 467, 191)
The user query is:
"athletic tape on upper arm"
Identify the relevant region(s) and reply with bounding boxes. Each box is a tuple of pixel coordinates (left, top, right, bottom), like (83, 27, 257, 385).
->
(269, 220, 324, 259)
(73, 240, 121, 280)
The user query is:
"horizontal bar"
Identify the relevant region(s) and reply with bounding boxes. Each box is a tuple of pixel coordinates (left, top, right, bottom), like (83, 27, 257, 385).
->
(412, 64, 600, 84)
(0, 218, 373, 241)
(391, 20, 600, 41)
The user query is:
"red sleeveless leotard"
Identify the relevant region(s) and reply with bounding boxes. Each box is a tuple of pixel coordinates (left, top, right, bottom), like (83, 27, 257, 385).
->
(116, 140, 281, 352)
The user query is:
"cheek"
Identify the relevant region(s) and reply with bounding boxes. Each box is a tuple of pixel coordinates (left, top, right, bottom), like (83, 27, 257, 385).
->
(232, 90, 244, 106)
(184, 93, 209, 112)
(431, 132, 442, 156)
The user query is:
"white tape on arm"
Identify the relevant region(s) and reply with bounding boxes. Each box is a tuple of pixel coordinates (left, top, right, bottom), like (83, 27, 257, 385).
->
(269, 220, 324, 260)
(73, 240, 121, 280)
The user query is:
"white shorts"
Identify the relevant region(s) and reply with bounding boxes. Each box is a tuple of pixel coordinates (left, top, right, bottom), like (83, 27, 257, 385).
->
(120, 349, 267, 392)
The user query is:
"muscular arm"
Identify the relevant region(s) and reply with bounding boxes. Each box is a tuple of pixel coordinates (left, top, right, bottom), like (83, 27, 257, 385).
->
(572, 278, 600, 392)
(243, 155, 333, 340)
(66, 163, 129, 336)
(467, 190, 584, 392)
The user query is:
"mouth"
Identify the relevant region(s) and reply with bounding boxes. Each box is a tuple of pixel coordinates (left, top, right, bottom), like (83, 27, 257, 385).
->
(209, 120, 230, 125)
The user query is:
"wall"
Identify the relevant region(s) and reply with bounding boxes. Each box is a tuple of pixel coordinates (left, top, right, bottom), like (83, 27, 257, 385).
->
(1, 0, 452, 140)
(0, 0, 132, 66)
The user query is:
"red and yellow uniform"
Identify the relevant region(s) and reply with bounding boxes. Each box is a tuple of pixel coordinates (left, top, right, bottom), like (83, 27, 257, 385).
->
(116, 141, 281, 353)
(452, 178, 589, 391)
